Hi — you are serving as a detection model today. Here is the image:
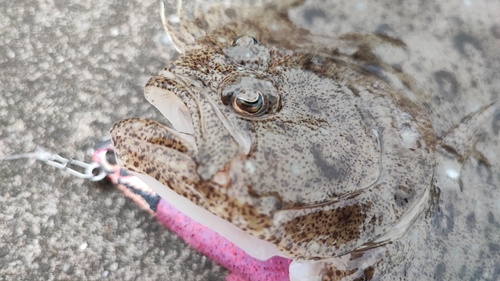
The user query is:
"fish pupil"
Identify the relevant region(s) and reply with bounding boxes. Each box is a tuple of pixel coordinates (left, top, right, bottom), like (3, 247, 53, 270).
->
(234, 92, 264, 114)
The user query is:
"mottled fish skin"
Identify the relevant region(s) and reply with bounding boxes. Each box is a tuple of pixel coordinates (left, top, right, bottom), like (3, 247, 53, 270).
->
(110, 0, 500, 280)
(111, 6, 437, 261)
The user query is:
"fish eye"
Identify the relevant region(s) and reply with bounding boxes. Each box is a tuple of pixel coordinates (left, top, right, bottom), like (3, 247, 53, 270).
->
(232, 35, 259, 46)
(220, 75, 279, 117)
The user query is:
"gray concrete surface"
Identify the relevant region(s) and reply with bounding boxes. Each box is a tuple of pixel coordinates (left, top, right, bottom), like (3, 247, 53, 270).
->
(1, 0, 500, 280)
(0, 0, 227, 280)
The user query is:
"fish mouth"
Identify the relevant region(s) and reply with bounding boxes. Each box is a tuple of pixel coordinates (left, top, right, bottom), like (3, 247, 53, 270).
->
(143, 70, 252, 180)
(139, 70, 199, 156)
(145, 70, 196, 137)
(109, 74, 202, 188)
(110, 117, 198, 175)
(112, 69, 254, 182)
(109, 73, 288, 261)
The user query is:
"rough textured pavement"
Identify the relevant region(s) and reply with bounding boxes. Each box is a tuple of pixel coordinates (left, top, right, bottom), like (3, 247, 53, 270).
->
(1, 0, 228, 280)
(1, 0, 499, 280)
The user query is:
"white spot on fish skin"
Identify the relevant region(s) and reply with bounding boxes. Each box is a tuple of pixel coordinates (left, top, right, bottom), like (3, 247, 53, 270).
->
(445, 169, 460, 180)
(291, 164, 302, 175)
(474, 200, 487, 217)
(400, 131, 420, 149)
(319, 128, 330, 135)
(245, 160, 256, 174)
(380, 186, 393, 201)
(281, 106, 294, 115)
(120, 153, 129, 163)
(356, 2, 367, 11)
(463, 0, 472, 7)
(131, 121, 144, 130)
(213, 171, 230, 186)
(450, 247, 463, 261)
(309, 241, 321, 253)
(217, 37, 227, 43)
(471, 243, 480, 252)
(411, 229, 419, 244)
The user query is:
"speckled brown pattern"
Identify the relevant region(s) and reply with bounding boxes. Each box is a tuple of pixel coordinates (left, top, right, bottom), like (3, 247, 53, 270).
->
(112, 0, 435, 258)
(111, 29, 439, 259)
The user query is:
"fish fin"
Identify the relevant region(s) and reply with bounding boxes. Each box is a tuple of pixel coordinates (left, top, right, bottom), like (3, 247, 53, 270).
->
(435, 101, 498, 191)
(439, 101, 498, 163)
(160, 0, 308, 53)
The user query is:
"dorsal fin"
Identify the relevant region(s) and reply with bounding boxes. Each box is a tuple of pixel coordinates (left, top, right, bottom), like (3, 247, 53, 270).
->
(159, 0, 308, 54)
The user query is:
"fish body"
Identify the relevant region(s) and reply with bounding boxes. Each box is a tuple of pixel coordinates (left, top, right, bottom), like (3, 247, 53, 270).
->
(111, 1, 500, 280)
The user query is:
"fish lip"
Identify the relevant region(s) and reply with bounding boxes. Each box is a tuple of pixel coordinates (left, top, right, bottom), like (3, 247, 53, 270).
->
(111, 118, 197, 156)
(160, 123, 198, 155)
(143, 71, 200, 155)
(145, 70, 196, 136)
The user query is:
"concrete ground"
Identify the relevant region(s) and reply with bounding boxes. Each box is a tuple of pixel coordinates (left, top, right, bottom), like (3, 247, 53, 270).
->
(0, 0, 227, 280)
(1, 0, 499, 280)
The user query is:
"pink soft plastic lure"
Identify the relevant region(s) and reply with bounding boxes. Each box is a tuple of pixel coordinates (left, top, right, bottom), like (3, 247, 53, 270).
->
(92, 140, 291, 281)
